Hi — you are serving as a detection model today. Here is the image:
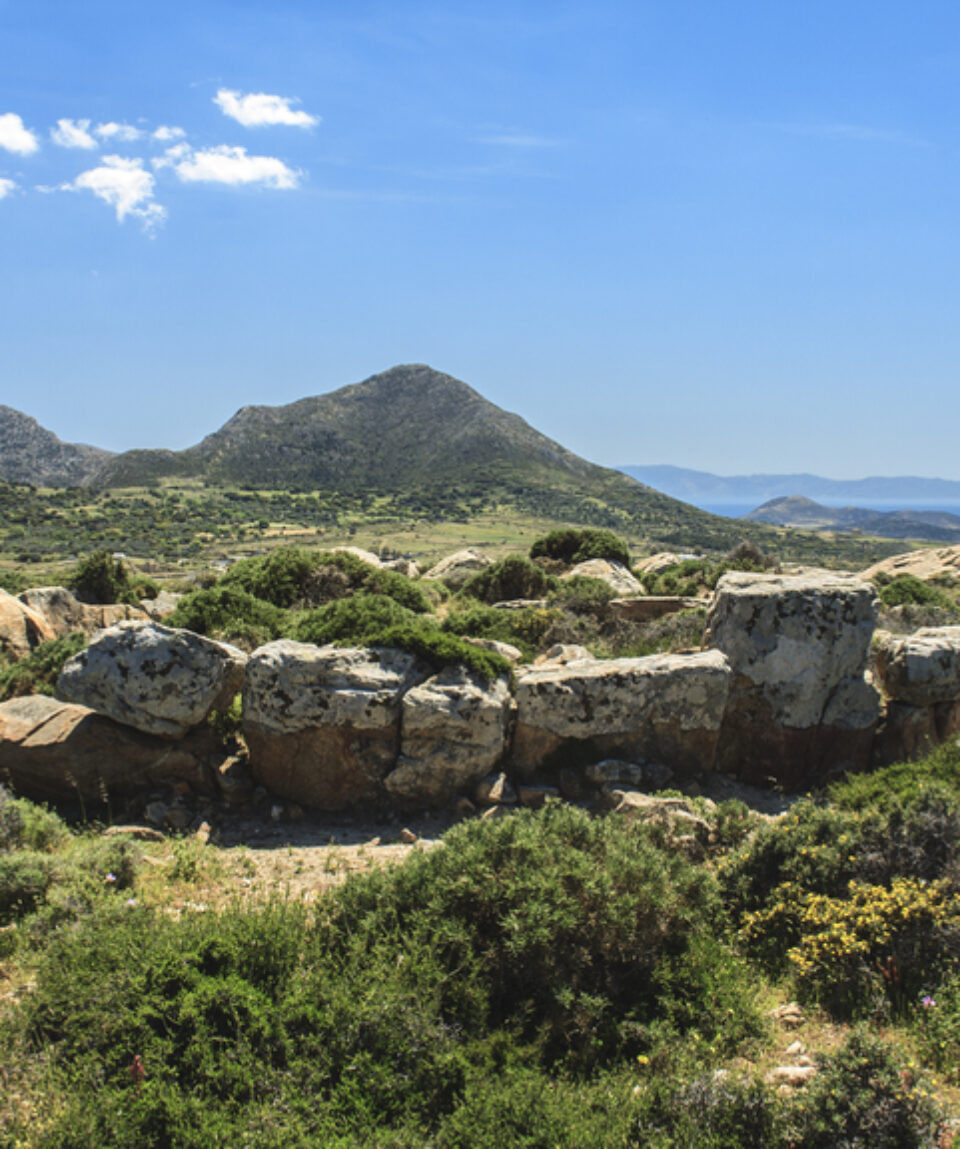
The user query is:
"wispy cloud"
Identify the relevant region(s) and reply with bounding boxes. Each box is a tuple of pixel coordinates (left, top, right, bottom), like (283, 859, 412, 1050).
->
(762, 121, 926, 147)
(51, 118, 98, 149)
(152, 125, 185, 142)
(214, 88, 319, 128)
(0, 112, 39, 155)
(95, 121, 143, 142)
(474, 132, 562, 148)
(61, 155, 165, 233)
(165, 144, 300, 189)
(0, 177, 17, 199)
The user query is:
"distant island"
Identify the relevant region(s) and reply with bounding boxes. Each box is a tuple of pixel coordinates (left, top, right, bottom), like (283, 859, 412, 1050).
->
(742, 495, 960, 543)
(616, 464, 960, 507)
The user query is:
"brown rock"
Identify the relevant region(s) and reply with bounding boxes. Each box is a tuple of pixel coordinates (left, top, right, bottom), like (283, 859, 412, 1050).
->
(608, 596, 703, 623)
(0, 694, 216, 803)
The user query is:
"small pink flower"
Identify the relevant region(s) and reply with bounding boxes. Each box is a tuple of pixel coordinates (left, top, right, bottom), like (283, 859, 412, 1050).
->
(105, 873, 117, 883)
(922, 995, 937, 1008)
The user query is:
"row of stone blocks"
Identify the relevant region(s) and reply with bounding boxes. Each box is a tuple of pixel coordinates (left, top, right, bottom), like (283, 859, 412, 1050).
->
(2, 571, 960, 809)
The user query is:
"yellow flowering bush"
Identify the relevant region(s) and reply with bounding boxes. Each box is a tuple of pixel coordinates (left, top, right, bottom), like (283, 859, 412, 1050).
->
(788, 878, 960, 1017)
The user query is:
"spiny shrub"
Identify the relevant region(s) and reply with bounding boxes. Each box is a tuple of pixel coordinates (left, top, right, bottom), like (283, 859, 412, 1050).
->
(878, 573, 958, 613)
(830, 739, 960, 813)
(291, 594, 510, 680)
(322, 803, 763, 1069)
(0, 787, 68, 853)
(167, 585, 286, 647)
(548, 574, 614, 613)
(782, 1027, 945, 1148)
(441, 602, 564, 658)
(788, 878, 960, 1017)
(460, 555, 558, 604)
(913, 974, 960, 1078)
(0, 632, 86, 702)
(530, 528, 632, 568)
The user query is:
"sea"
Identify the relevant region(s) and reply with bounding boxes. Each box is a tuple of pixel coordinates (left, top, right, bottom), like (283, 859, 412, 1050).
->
(697, 501, 960, 521)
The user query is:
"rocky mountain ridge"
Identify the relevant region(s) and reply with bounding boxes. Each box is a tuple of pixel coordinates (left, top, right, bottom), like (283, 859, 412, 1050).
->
(743, 495, 960, 542)
(0, 405, 114, 488)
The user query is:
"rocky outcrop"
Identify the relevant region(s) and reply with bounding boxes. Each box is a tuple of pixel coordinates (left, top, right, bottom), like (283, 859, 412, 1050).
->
(871, 628, 960, 764)
(512, 650, 731, 778)
(0, 694, 216, 802)
(243, 642, 428, 809)
(0, 404, 113, 487)
(705, 571, 880, 786)
(139, 590, 182, 620)
(56, 621, 246, 739)
(423, 548, 492, 588)
(873, 627, 960, 707)
(17, 586, 149, 639)
(384, 668, 514, 804)
(561, 559, 643, 595)
(634, 552, 691, 575)
(331, 545, 382, 567)
(0, 589, 55, 660)
(862, 544, 960, 583)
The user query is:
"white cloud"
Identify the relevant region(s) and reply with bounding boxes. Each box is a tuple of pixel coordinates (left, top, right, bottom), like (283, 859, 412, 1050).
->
(171, 144, 300, 188)
(0, 113, 39, 155)
(95, 121, 143, 142)
(62, 155, 165, 232)
(153, 125, 185, 142)
(214, 88, 318, 128)
(51, 117, 98, 149)
(0, 177, 17, 199)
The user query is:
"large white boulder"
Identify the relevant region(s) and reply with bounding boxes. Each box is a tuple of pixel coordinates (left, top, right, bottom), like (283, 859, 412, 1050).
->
(56, 621, 246, 739)
(561, 559, 643, 596)
(704, 571, 880, 784)
(512, 649, 731, 778)
(423, 548, 492, 588)
(18, 586, 149, 639)
(243, 641, 429, 809)
(384, 667, 514, 805)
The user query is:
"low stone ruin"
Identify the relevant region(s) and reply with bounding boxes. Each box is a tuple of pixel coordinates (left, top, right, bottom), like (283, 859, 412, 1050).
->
(2, 571, 960, 814)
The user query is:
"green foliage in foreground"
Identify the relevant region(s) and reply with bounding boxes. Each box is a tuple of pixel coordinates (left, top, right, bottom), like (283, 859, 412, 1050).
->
(291, 594, 511, 680)
(0, 632, 86, 702)
(1, 805, 764, 1147)
(167, 585, 287, 648)
(530, 527, 632, 567)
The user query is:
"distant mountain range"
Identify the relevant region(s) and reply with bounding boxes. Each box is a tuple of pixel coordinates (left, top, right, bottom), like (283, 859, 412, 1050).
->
(616, 465, 960, 505)
(743, 496, 960, 543)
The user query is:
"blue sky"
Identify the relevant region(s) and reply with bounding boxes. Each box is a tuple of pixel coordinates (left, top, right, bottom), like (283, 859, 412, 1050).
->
(2, 1, 960, 478)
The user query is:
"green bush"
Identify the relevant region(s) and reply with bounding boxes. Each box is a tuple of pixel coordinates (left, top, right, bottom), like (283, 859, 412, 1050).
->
(70, 550, 129, 605)
(530, 528, 632, 567)
(878, 573, 958, 613)
(548, 575, 614, 613)
(0, 852, 55, 924)
(0, 632, 87, 702)
(442, 602, 564, 658)
(829, 740, 960, 814)
(219, 547, 317, 608)
(167, 585, 286, 647)
(291, 594, 510, 680)
(783, 1028, 944, 1148)
(0, 787, 68, 853)
(914, 974, 960, 1079)
(460, 555, 558, 604)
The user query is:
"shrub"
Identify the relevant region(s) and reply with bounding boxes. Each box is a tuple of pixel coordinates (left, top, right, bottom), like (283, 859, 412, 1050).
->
(783, 1028, 945, 1148)
(0, 787, 68, 853)
(291, 594, 510, 681)
(914, 973, 960, 1078)
(70, 550, 128, 605)
(219, 547, 317, 608)
(530, 529, 632, 568)
(441, 602, 564, 658)
(167, 585, 286, 648)
(548, 575, 614, 614)
(878, 573, 958, 613)
(0, 632, 86, 702)
(788, 877, 960, 1017)
(460, 556, 558, 605)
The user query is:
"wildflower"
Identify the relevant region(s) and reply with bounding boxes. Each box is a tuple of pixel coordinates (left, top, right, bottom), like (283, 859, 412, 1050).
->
(105, 873, 116, 883)
(923, 995, 937, 1008)
(126, 897, 137, 907)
